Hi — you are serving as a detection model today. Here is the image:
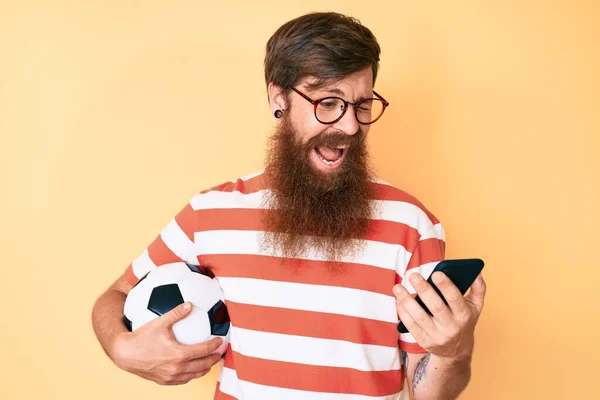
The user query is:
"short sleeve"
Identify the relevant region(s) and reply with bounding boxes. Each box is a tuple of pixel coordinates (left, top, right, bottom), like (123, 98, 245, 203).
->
(124, 197, 199, 287)
(397, 223, 446, 353)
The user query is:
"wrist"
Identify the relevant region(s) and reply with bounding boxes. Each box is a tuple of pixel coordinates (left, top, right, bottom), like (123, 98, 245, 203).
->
(432, 351, 472, 370)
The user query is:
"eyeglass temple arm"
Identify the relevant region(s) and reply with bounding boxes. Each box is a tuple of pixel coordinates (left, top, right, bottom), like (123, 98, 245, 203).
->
(373, 90, 389, 106)
(290, 87, 319, 105)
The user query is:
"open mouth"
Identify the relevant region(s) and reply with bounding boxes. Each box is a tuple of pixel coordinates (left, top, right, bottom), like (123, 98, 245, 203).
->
(314, 145, 348, 167)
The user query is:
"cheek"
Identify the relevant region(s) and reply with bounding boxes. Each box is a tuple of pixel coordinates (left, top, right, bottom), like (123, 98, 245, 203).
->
(361, 125, 371, 138)
(307, 125, 328, 144)
(295, 118, 327, 145)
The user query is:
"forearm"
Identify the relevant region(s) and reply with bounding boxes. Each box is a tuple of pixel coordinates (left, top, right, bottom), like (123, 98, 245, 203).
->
(91, 289, 129, 363)
(410, 353, 471, 400)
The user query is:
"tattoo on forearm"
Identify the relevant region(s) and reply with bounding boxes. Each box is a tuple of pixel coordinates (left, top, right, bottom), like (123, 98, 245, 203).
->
(412, 353, 431, 392)
(402, 351, 409, 371)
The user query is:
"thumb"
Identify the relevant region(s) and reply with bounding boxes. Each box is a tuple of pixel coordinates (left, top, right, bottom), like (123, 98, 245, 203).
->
(161, 301, 193, 329)
(465, 273, 486, 314)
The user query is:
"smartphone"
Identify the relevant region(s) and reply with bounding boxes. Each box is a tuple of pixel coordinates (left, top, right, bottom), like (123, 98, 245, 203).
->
(397, 258, 484, 334)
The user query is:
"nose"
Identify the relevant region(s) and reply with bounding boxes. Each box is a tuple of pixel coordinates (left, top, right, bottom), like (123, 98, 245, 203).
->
(333, 105, 360, 136)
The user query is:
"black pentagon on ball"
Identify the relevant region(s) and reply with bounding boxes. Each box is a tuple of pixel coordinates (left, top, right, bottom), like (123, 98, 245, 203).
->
(185, 263, 201, 273)
(185, 263, 215, 278)
(123, 315, 133, 332)
(147, 284, 184, 316)
(208, 300, 230, 336)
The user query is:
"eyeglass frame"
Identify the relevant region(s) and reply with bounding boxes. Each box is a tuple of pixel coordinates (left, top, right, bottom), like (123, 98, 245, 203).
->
(289, 86, 390, 125)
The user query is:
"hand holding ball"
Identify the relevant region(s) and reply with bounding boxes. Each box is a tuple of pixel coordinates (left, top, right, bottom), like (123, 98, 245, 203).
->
(123, 262, 230, 356)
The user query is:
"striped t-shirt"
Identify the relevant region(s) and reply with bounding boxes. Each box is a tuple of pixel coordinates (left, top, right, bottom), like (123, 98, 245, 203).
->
(124, 169, 446, 400)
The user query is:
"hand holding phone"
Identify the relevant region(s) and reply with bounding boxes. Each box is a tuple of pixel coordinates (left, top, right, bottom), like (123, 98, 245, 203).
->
(397, 258, 484, 334)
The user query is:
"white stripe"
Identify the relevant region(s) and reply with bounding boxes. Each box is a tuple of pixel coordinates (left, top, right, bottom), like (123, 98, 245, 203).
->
(371, 200, 440, 236)
(191, 191, 440, 237)
(224, 169, 265, 184)
(131, 249, 157, 279)
(194, 230, 405, 271)
(218, 366, 243, 399)
(239, 169, 265, 181)
(190, 189, 267, 210)
(217, 277, 398, 323)
(369, 176, 391, 185)
(399, 333, 418, 344)
(230, 327, 400, 371)
(161, 219, 196, 264)
(401, 261, 440, 289)
(420, 222, 445, 242)
(219, 366, 403, 400)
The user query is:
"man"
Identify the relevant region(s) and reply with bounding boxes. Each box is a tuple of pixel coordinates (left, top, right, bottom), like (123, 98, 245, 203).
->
(91, 11, 486, 400)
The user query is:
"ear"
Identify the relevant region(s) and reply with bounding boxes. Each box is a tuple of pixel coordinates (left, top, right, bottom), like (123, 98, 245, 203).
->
(267, 82, 288, 113)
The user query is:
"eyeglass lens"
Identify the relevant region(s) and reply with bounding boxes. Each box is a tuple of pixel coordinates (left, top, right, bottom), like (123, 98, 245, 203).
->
(316, 97, 385, 124)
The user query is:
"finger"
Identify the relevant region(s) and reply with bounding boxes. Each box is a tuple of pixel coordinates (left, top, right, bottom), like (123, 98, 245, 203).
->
(394, 296, 429, 343)
(408, 273, 454, 326)
(178, 368, 212, 383)
(180, 336, 224, 360)
(160, 302, 193, 329)
(464, 273, 486, 314)
(393, 284, 436, 334)
(180, 353, 223, 374)
(430, 271, 469, 315)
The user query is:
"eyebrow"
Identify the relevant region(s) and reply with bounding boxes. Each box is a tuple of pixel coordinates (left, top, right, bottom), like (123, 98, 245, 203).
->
(326, 88, 345, 96)
(320, 87, 373, 102)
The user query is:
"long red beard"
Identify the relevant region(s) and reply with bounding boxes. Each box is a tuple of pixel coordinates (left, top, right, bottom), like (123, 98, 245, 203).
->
(260, 116, 375, 267)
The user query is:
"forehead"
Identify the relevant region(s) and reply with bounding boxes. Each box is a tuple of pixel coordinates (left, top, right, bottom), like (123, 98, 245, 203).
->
(299, 67, 374, 98)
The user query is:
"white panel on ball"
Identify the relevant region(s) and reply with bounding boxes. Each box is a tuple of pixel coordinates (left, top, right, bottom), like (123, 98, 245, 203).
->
(144, 262, 190, 287)
(210, 329, 230, 356)
(123, 276, 155, 318)
(131, 308, 160, 331)
(177, 271, 224, 311)
(171, 305, 212, 344)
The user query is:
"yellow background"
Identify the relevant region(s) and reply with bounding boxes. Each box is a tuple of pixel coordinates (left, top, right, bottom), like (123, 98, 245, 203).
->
(1, 1, 598, 399)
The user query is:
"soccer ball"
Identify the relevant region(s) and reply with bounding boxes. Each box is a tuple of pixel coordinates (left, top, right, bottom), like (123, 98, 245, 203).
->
(123, 262, 230, 355)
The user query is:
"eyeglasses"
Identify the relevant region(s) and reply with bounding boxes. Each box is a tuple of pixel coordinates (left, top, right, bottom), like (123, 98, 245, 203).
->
(290, 87, 390, 125)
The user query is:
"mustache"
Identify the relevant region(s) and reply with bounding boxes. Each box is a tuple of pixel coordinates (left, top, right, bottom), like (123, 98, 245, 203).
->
(305, 130, 363, 149)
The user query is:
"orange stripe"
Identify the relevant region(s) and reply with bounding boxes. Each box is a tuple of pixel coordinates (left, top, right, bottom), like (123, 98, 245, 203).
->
(213, 381, 238, 400)
(147, 235, 187, 266)
(223, 347, 403, 396)
(197, 175, 440, 229)
(237, 174, 266, 194)
(195, 208, 267, 232)
(225, 301, 399, 347)
(371, 182, 440, 224)
(174, 203, 197, 243)
(193, 208, 420, 246)
(363, 219, 420, 246)
(406, 237, 445, 270)
(395, 272, 402, 285)
(202, 174, 266, 195)
(200, 254, 396, 296)
(399, 340, 427, 354)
